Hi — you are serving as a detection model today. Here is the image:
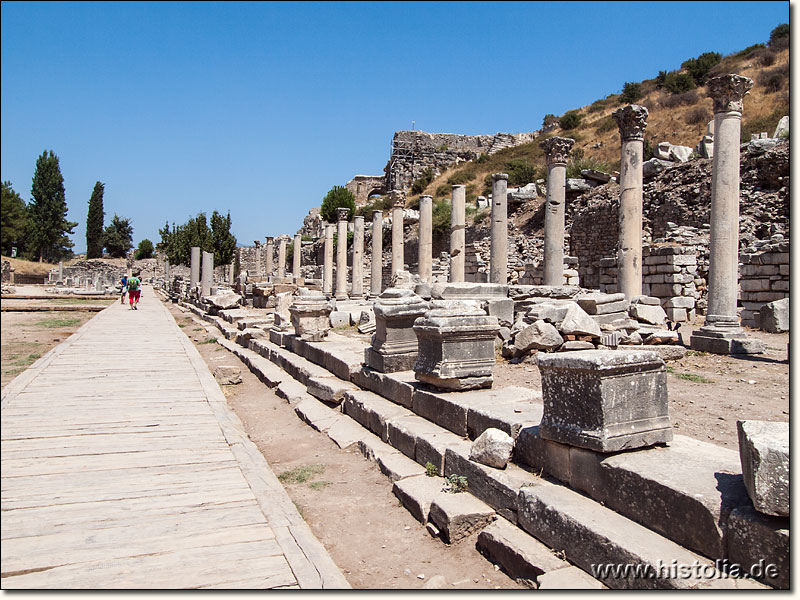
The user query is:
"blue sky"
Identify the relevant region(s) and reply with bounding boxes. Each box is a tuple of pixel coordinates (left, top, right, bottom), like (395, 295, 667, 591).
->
(1, 1, 790, 254)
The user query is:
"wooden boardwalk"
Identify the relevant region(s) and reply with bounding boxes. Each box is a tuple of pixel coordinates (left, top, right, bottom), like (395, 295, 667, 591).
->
(1, 287, 349, 589)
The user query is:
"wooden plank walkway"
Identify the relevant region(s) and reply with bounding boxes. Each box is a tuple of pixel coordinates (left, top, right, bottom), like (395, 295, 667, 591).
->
(1, 287, 349, 589)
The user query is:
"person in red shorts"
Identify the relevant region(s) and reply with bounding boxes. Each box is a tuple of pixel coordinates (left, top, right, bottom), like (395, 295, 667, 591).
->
(127, 272, 141, 310)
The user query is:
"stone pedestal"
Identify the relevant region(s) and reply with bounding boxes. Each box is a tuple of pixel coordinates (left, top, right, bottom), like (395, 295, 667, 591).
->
(289, 291, 333, 342)
(335, 208, 350, 300)
(392, 198, 404, 276)
(612, 105, 648, 301)
(413, 302, 499, 391)
(293, 234, 302, 281)
(265, 237, 274, 278)
(352, 215, 364, 298)
(323, 225, 334, 296)
(691, 74, 764, 355)
(490, 173, 508, 284)
(541, 137, 574, 286)
(737, 420, 789, 517)
(537, 350, 672, 452)
(190, 246, 201, 292)
(450, 185, 466, 282)
(365, 288, 429, 373)
(418, 195, 433, 282)
(371, 210, 383, 297)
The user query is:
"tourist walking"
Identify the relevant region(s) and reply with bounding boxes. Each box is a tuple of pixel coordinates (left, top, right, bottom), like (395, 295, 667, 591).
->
(120, 275, 128, 304)
(127, 272, 141, 310)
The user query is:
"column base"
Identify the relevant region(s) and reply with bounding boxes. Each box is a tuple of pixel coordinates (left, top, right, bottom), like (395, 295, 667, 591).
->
(364, 347, 417, 373)
(690, 326, 765, 355)
(334, 293, 349, 301)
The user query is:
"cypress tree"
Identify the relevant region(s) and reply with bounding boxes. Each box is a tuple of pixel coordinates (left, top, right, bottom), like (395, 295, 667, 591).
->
(86, 181, 105, 258)
(28, 150, 77, 262)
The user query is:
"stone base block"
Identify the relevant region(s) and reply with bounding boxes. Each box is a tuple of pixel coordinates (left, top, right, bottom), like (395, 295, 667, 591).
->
(690, 327, 765, 355)
(415, 373, 493, 391)
(737, 420, 789, 517)
(364, 347, 417, 373)
(428, 493, 496, 544)
(725, 504, 789, 589)
(351, 367, 416, 408)
(393, 475, 447, 523)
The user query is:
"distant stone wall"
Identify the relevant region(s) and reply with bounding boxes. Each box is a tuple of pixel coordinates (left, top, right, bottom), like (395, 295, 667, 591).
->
(345, 175, 387, 206)
(739, 237, 789, 328)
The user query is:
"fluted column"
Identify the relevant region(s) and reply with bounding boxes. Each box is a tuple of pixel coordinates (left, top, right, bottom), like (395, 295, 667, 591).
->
(190, 246, 200, 292)
(612, 104, 648, 300)
(449, 185, 466, 282)
(335, 208, 349, 300)
(323, 225, 334, 295)
(277, 236, 287, 278)
(391, 197, 404, 276)
(293, 234, 302, 281)
(541, 137, 575, 286)
(371, 210, 383, 297)
(352, 215, 365, 298)
(691, 74, 763, 355)
(265, 237, 274, 278)
(418, 195, 433, 282)
(490, 173, 509, 284)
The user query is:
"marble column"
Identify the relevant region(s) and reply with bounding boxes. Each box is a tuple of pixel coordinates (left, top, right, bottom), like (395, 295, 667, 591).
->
(352, 215, 365, 298)
(265, 237, 274, 278)
(254, 242, 262, 277)
(540, 137, 575, 286)
(335, 208, 350, 299)
(277, 236, 287, 278)
(490, 173, 509, 284)
(371, 210, 384, 297)
(323, 224, 334, 296)
(165, 259, 170, 287)
(691, 74, 764, 355)
(293, 234, 302, 281)
(190, 246, 201, 292)
(201, 251, 214, 297)
(450, 185, 466, 282)
(391, 197, 405, 276)
(418, 195, 433, 282)
(58, 261, 64, 283)
(612, 104, 648, 301)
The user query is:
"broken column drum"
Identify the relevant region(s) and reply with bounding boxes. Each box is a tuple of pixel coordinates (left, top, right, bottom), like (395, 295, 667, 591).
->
(323, 225, 334, 295)
(450, 185, 466, 283)
(365, 288, 429, 373)
(413, 302, 500, 391)
(490, 173, 508, 284)
(265, 237, 274, 278)
(612, 104, 648, 301)
(352, 215, 365, 298)
(540, 137, 575, 286)
(537, 350, 673, 452)
(293, 234, 302, 281)
(277, 236, 287, 278)
(418, 195, 433, 282)
(335, 207, 350, 300)
(190, 246, 201, 292)
(289, 290, 333, 342)
(391, 198, 405, 276)
(371, 210, 383, 297)
(691, 74, 764, 355)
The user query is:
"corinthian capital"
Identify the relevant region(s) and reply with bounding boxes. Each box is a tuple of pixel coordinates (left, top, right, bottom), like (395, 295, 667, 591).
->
(540, 136, 575, 166)
(707, 74, 754, 114)
(336, 207, 350, 222)
(612, 105, 649, 141)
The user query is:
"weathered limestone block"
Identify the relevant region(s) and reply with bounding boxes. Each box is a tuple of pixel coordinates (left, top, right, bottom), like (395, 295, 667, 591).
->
(288, 291, 333, 342)
(759, 298, 789, 333)
(559, 304, 602, 337)
(431, 281, 509, 301)
(725, 503, 789, 589)
(469, 428, 514, 469)
(413, 303, 500, 391)
(630, 302, 667, 325)
(205, 292, 242, 310)
(514, 320, 563, 353)
(213, 365, 242, 385)
(537, 350, 672, 452)
(428, 493, 497, 544)
(365, 288, 429, 372)
(737, 420, 789, 517)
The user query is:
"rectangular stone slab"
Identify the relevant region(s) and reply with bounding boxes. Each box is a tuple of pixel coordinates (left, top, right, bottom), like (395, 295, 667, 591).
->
(428, 493, 496, 544)
(392, 475, 448, 523)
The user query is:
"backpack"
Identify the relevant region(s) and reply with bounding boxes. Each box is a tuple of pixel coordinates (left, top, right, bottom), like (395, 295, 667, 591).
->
(127, 277, 140, 291)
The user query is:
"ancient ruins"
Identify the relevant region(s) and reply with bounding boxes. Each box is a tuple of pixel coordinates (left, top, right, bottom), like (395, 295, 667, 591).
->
(143, 71, 789, 590)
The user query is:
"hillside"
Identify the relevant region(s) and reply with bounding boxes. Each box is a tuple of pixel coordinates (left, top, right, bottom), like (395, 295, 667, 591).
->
(406, 41, 788, 214)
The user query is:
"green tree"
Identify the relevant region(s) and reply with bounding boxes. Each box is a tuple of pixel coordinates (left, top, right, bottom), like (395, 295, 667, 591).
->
(86, 181, 105, 258)
(27, 150, 77, 262)
(681, 52, 722, 85)
(768, 24, 789, 50)
(1, 181, 29, 256)
(559, 110, 582, 130)
(664, 72, 696, 94)
(210, 210, 236, 265)
(542, 114, 559, 128)
(320, 186, 356, 223)
(103, 214, 134, 258)
(135, 238, 155, 259)
(620, 82, 643, 104)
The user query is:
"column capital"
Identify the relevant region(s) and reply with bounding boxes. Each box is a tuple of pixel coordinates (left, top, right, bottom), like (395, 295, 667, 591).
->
(336, 207, 350, 222)
(707, 74, 753, 114)
(392, 199, 405, 209)
(492, 172, 509, 182)
(540, 136, 575, 166)
(265, 236, 273, 245)
(612, 105, 649, 141)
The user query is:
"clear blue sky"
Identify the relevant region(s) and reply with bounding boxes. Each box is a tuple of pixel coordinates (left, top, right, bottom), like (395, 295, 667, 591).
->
(1, 1, 790, 254)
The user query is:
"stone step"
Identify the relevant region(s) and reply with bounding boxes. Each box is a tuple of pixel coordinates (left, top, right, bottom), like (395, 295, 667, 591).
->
(216, 337, 286, 388)
(291, 333, 365, 381)
(250, 339, 331, 386)
(306, 376, 357, 406)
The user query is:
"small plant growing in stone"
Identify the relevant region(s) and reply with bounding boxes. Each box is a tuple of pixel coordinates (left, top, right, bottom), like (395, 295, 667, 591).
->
(425, 462, 439, 477)
(443, 474, 468, 493)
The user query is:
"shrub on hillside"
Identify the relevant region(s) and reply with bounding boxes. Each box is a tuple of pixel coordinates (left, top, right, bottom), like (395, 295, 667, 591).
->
(659, 89, 699, 109)
(768, 24, 789, 50)
(559, 110, 582, 130)
(504, 159, 540, 187)
(758, 65, 789, 94)
(447, 171, 472, 185)
(681, 52, 722, 85)
(411, 168, 436, 195)
(736, 43, 766, 58)
(432, 199, 451, 236)
(542, 114, 559, 128)
(594, 116, 617, 134)
(664, 72, 696, 94)
(753, 48, 777, 67)
(565, 155, 612, 180)
(620, 82, 644, 104)
(685, 107, 711, 125)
